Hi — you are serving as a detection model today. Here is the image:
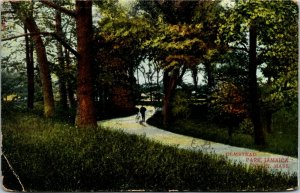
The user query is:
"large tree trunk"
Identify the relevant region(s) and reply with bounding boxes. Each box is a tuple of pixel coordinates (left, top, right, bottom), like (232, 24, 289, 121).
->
(24, 24, 34, 109)
(74, 0, 97, 128)
(249, 24, 265, 145)
(11, 2, 55, 117)
(163, 68, 179, 127)
(27, 18, 55, 117)
(28, 19, 55, 117)
(17, 13, 55, 117)
(55, 10, 68, 110)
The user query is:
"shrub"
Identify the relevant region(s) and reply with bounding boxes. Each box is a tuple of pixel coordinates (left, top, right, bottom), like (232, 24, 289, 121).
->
(238, 118, 254, 135)
(171, 90, 191, 119)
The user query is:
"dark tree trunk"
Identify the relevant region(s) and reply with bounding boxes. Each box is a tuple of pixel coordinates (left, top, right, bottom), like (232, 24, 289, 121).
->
(74, 0, 97, 128)
(265, 112, 272, 133)
(249, 24, 265, 145)
(24, 24, 34, 109)
(265, 78, 273, 133)
(191, 67, 198, 91)
(163, 68, 179, 127)
(128, 64, 137, 105)
(58, 77, 68, 109)
(205, 62, 214, 96)
(176, 66, 187, 87)
(55, 10, 68, 110)
(156, 68, 160, 102)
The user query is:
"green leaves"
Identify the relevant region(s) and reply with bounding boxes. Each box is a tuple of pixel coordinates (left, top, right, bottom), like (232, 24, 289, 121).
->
(218, 0, 298, 114)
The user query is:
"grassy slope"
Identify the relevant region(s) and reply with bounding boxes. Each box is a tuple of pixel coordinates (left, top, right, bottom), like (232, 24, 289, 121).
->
(2, 112, 297, 191)
(147, 106, 298, 157)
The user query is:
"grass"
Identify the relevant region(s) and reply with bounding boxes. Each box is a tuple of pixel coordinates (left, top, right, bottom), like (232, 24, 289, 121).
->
(1, 108, 297, 191)
(147, 105, 298, 157)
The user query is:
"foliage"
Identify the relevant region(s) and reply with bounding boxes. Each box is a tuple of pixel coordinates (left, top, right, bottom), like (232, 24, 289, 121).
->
(211, 81, 247, 116)
(97, 15, 153, 65)
(238, 118, 254, 135)
(209, 81, 248, 129)
(95, 13, 154, 91)
(2, 112, 297, 191)
(137, 0, 223, 79)
(217, 0, 298, 114)
(1, 70, 27, 101)
(171, 90, 191, 119)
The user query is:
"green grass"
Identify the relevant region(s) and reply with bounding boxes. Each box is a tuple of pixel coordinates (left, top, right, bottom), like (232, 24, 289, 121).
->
(147, 106, 298, 157)
(2, 111, 297, 191)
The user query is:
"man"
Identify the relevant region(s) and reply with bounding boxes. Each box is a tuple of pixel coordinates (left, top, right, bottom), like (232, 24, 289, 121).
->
(140, 106, 147, 122)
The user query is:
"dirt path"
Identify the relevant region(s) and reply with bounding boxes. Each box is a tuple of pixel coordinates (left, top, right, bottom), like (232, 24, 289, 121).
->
(98, 106, 298, 176)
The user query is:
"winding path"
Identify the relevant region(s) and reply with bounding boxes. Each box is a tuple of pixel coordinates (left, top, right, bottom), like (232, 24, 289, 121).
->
(98, 106, 298, 176)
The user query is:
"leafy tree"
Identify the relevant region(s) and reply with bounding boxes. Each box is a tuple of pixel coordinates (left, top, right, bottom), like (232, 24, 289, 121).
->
(95, 7, 154, 113)
(217, 0, 298, 145)
(139, 0, 222, 126)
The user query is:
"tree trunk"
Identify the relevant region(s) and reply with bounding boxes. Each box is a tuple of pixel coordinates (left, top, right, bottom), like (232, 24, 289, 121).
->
(265, 112, 272, 133)
(65, 49, 76, 109)
(156, 67, 160, 102)
(11, 1, 55, 117)
(128, 64, 137, 106)
(74, 0, 97, 128)
(191, 67, 198, 91)
(265, 77, 273, 133)
(24, 18, 55, 117)
(24, 24, 34, 109)
(205, 62, 214, 96)
(163, 68, 179, 127)
(249, 24, 265, 145)
(55, 10, 68, 110)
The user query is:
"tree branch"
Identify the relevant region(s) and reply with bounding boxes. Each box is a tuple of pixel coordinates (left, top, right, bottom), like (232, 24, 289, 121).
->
(1, 10, 16, 15)
(51, 33, 79, 58)
(229, 46, 249, 53)
(40, 1, 76, 17)
(2, 33, 35, 41)
(2, 32, 79, 58)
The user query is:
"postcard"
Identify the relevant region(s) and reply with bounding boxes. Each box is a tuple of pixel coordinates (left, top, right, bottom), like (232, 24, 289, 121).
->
(1, 0, 298, 192)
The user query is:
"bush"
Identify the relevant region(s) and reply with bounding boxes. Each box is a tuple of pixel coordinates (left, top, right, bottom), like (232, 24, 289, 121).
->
(171, 90, 191, 119)
(2, 113, 297, 191)
(238, 118, 254, 135)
